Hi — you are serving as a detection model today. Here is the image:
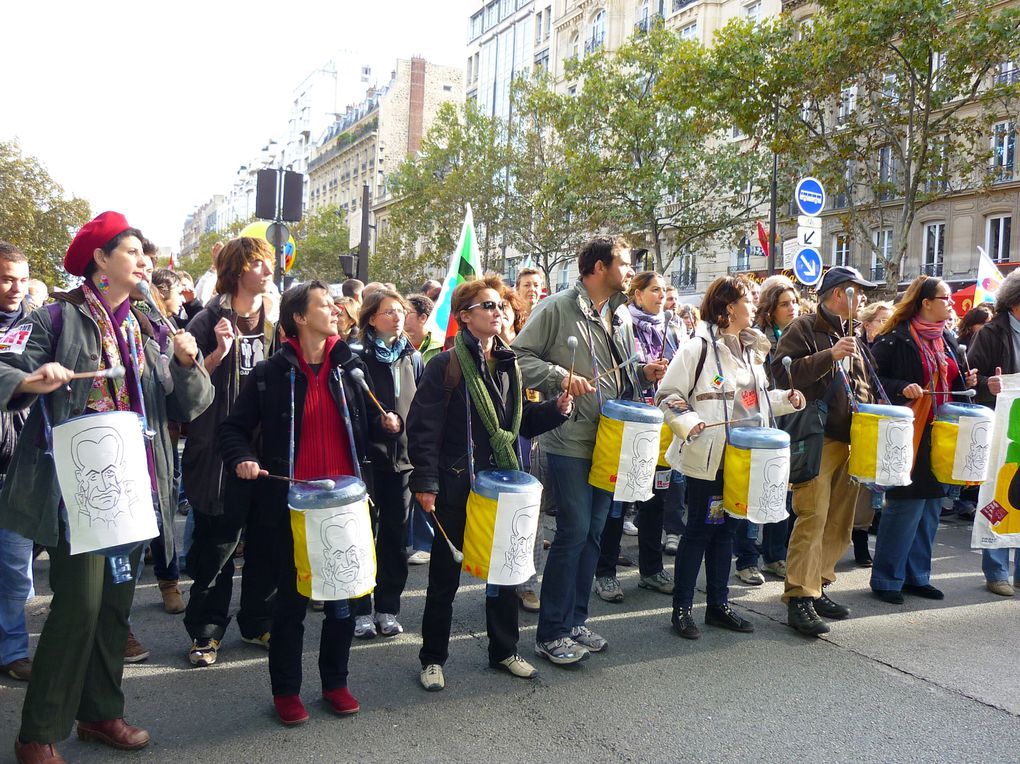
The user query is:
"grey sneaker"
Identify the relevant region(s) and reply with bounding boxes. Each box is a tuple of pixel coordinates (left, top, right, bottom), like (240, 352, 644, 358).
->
(354, 615, 377, 639)
(638, 569, 674, 594)
(663, 534, 680, 555)
(375, 612, 403, 637)
(534, 637, 589, 665)
(570, 624, 608, 652)
(420, 663, 445, 691)
(762, 560, 787, 578)
(595, 575, 624, 603)
(737, 566, 765, 586)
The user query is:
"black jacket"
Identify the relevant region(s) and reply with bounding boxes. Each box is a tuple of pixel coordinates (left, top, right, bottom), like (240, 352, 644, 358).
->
(872, 321, 967, 500)
(407, 331, 567, 510)
(182, 295, 276, 515)
(968, 311, 1015, 407)
(352, 334, 421, 473)
(218, 339, 377, 525)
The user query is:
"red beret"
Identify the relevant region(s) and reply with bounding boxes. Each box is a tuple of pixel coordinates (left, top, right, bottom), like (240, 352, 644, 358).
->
(64, 211, 133, 277)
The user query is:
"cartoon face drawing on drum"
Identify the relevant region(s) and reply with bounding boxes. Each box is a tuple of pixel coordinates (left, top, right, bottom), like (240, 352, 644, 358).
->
(503, 502, 538, 578)
(759, 456, 788, 520)
(71, 426, 139, 527)
(877, 419, 912, 485)
(320, 513, 363, 596)
(965, 421, 990, 477)
(622, 430, 658, 496)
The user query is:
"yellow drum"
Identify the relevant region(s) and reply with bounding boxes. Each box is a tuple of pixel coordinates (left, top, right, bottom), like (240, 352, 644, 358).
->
(289, 476, 375, 601)
(848, 403, 915, 487)
(589, 399, 664, 502)
(723, 426, 791, 523)
(931, 402, 994, 485)
(464, 470, 543, 585)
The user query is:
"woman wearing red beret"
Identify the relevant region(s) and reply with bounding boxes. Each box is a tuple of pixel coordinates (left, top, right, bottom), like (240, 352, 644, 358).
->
(0, 212, 213, 763)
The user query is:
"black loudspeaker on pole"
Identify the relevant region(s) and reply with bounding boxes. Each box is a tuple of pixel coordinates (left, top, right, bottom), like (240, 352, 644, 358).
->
(255, 168, 304, 290)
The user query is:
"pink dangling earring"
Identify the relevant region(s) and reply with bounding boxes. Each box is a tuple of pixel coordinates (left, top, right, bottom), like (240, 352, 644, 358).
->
(98, 274, 110, 291)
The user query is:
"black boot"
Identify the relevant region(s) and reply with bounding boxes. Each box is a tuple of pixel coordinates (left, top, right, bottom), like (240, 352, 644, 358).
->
(814, 590, 851, 619)
(705, 603, 754, 633)
(671, 607, 701, 640)
(787, 597, 830, 637)
(852, 529, 872, 567)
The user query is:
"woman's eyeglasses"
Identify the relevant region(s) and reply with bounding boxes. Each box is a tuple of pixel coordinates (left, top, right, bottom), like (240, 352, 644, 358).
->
(380, 309, 406, 319)
(467, 301, 506, 312)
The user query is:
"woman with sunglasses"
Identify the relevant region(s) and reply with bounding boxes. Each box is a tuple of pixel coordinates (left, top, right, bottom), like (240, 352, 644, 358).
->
(408, 276, 571, 691)
(869, 276, 977, 604)
(350, 289, 420, 638)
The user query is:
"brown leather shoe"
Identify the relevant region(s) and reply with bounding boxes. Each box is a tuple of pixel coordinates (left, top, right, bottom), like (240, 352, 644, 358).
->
(1, 658, 32, 681)
(76, 719, 150, 750)
(158, 580, 186, 614)
(14, 740, 64, 763)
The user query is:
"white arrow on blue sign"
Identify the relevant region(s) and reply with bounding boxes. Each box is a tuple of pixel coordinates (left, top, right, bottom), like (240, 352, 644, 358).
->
(794, 247, 823, 287)
(795, 177, 826, 217)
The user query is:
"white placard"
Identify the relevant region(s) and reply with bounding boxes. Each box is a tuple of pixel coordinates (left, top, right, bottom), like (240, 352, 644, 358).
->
(487, 487, 542, 586)
(51, 411, 159, 555)
(782, 239, 798, 270)
(975, 376, 1020, 548)
(746, 447, 791, 524)
(951, 415, 992, 483)
(797, 226, 820, 247)
(875, 417, 913, 487)
(301, 499, 376, 601)
(613, 420, 659, 502)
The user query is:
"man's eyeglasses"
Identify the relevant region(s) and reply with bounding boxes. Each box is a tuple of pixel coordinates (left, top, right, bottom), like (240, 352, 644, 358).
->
(467, 300, 506, 312)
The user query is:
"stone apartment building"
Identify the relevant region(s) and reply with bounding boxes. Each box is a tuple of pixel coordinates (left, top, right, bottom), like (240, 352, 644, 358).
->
(306, 57, 463, 251)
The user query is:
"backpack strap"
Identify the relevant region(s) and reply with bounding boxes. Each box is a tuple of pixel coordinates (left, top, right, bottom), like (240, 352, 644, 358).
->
(46, 302, 63, 345)
(442, 350, 462, 414)
(686, 337, 708, 401)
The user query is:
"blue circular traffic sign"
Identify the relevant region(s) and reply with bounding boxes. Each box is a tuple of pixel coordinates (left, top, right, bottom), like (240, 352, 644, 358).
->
(794, 247, 823, 287)
(795, 177, 826, 217)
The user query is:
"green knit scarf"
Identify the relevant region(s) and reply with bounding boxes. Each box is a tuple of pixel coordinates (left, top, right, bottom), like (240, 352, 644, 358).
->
(454, 332, 523, 470)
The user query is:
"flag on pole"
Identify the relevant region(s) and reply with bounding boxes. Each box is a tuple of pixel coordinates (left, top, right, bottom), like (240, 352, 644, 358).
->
(756, 221, 770, 258)
(975, 246, 1003, 305)
(424, 205, 483, 347)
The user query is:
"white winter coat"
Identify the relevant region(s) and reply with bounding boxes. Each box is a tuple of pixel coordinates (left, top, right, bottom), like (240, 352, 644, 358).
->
(655, 321, 802, 481)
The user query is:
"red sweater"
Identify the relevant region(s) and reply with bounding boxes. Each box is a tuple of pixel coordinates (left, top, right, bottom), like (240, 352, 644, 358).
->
(288, 336, 356, 480)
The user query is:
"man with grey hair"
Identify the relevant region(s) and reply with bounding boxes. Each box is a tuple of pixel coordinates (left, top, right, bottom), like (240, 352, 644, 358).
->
(967, 269, 1020, 597)
(0, 242, 34, 681)
(773, 266, 877, 637)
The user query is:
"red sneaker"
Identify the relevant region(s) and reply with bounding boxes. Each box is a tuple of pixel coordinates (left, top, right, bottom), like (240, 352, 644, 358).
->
(322, 686, 360, 716)
(273, 695, 309, 726)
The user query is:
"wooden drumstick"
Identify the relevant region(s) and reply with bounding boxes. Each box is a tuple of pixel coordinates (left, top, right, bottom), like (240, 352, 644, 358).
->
(592, 352, 641, 384)
(350, 367, 388, 416)
(429, 512, 464, 563)
(24, 365, 125, 384)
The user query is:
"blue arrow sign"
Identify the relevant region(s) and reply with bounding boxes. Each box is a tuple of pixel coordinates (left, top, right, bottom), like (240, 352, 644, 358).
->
(794, 247, 823, 287)
(795, 177, 826, 217)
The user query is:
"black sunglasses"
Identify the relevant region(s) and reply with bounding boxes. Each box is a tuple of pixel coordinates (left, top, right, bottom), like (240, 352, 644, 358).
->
(467, 300, 506, 312)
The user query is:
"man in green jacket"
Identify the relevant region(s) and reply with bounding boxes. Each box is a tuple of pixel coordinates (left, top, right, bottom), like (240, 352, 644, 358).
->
(513, 235, 667, 665)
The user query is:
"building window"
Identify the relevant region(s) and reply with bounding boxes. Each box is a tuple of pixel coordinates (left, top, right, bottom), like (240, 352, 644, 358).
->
(534, 49, 550, 73)
(832, 234, 850, 267)
(838, 83, 857, 123)
(672, 0, 695, 11)
(997, 60, 1019, 86)
(745, 1, 762, 25)
(672, 252, 697, 290)
(988, 215, 1012, 263)
(586, 9, 607, 54)
(879, 145, 898, 200)
(679, 22, 698, 42)
(535, 10, 543, 44)
(833, 159, 853, 209)
(923, 222, 945, 277)
(570, 32, 580, 61)
(992, 121, 1016, 182)
(873, 228, 892, 281)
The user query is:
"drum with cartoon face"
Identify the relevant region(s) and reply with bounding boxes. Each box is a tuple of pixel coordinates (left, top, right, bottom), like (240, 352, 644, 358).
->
(464, 470, 543, 586)
(931, 402, 994, 485)
(288, 476, 375, 601)
(723, 426, 791, 523)
(588, 399, 664, 503)
(848, 403, 915, 488)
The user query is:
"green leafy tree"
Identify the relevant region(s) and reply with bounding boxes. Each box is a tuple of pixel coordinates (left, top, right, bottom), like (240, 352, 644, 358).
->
(290, 204, 350, 283)
(185, 217, 252, 278)
(712, 0, 1020, 295)
(0, 140, 91, 287)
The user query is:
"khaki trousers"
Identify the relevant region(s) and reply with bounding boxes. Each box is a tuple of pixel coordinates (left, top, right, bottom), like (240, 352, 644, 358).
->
(784, 437, 859, 602)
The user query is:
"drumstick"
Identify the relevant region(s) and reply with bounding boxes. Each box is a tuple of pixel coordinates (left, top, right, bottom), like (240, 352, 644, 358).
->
(349, 367, 388, 416)
(659, 311, 674, 361)
(429, 512, 464, 563)
(565, 336, 578, 392)
(845, 286, 856, 336)
(24, 365, 125, 384)
(263, 474, 337, 490)
(698, 414, 764, 430)
(591, 352, 641, 384)
(957, 343, 972, 375)
(137, 281, 181, 334)
(920, 389, 976, 398)
(782, 355, 793, 385)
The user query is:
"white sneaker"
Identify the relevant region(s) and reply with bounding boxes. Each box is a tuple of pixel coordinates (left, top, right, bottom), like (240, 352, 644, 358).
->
(375, 612, 404, 637)
(622, 519, 638, 536)
(663, 534, 680, 555)
(420, 663, 445, 691)
(354, 615, 377, 639)
(534, 637, 589, 665)
(407, 550, 431, 565)
(570, 625, 608, 652)
(737, 566, 765, 586)
(762, 560, 787, 578)
(492, 653, 538, 678)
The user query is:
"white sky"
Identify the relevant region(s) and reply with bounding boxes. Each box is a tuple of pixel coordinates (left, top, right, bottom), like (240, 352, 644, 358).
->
(1, 0, 477, 250)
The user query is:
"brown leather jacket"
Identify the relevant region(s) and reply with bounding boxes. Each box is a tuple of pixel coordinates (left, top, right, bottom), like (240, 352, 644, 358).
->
(772, 306, 875, 443)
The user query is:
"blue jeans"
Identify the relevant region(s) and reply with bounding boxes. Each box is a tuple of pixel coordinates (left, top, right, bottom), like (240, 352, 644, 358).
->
(406, 500, 434, 554)
(537, 453, 612, 643)
(733, 496, 791, 568)
(663, 472, 686, 535)
(870, 496, 941, 591)
(0, 528, 35, 664)
(982, 547, 1020, 583)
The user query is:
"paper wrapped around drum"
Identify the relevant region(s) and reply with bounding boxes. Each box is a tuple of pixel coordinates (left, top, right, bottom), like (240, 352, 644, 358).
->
(51, 411, 159, 555)
(848, 404, 915, 487)
(464, 470, 543, 586)
(931, 402, 993, 485)
(723, 426, 791, 523)
(289, 476, 375, 601)
(975, 386, 1020, 548)
(589, 400, 664, 502)
(657, 422, 673, 469)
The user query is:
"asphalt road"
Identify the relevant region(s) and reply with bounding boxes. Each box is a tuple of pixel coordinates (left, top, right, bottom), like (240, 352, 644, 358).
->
(1, 513, 1017, 763)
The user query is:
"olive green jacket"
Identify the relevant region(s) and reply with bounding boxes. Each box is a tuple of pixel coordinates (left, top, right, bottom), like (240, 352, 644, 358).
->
(0, 289, 214, 553)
